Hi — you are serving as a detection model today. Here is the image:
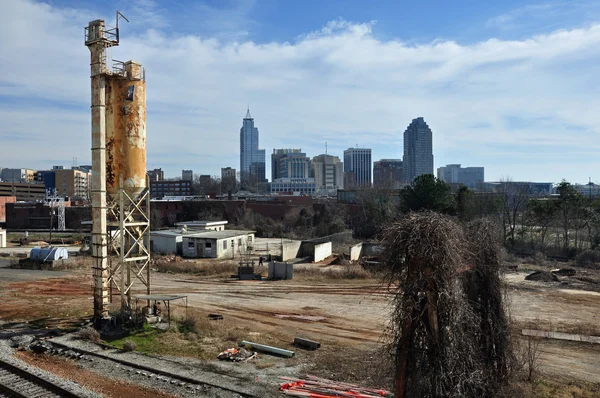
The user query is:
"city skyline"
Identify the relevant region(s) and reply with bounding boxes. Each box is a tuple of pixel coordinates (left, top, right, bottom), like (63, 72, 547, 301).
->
(1, 0, 600, 184)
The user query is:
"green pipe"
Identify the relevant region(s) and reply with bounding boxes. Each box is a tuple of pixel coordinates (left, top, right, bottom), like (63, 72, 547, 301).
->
(239, 340, 295, 357)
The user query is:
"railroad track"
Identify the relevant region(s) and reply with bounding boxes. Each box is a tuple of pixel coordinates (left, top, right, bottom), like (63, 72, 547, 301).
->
(47, 341, 266, 398)
(0, 357, 81, 398)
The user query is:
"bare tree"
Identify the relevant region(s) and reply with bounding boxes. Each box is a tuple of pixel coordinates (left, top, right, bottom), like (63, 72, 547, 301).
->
(497, 178, 531, 248)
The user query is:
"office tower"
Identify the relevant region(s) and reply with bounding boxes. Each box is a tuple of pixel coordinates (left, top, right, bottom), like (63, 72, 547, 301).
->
(343, 148, 372, 187)
(403, 117, 434, 182)
(239, 108, 266, 185)
(373, 159, 404, 188)
(311, 154, 344, 195)
(272, 149, 310, 180)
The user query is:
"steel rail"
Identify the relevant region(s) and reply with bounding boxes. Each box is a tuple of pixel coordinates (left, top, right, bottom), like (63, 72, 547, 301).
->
(50, 341, 263, 397)
(0, 357, 82, 398)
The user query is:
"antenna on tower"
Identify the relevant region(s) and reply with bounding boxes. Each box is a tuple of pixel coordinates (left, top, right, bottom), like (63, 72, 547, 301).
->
(325, 141, 328, 155)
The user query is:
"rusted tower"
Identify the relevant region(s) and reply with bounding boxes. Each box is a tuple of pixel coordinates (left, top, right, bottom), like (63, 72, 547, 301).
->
(85, 15, 151, 328)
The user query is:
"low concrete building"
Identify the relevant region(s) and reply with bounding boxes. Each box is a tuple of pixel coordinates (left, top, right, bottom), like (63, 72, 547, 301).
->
(150, 230, 185, 255)
(182, 230, 255, 259)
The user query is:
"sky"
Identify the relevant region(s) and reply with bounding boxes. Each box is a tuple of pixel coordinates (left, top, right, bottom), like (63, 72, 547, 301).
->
(1, 0, 600, 184)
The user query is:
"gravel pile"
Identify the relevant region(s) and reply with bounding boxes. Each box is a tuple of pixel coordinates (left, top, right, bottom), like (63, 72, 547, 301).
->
(525, 271, 559, 282)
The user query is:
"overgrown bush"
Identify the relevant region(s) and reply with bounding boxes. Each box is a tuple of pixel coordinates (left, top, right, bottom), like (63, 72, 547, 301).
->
(178, 316, 198, 334)
(76, 327, 100, 343)
(294, 265, 373, 280)
(123, 340, 136, 352)
(153, 258, 237, 276)
(575, 250, 600, 268)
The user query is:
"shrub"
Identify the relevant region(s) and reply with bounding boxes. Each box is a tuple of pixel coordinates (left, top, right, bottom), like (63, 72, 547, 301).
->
(76, 327, 100, 343)
(122, 340, 136, 352)
(178, 316, 198, 334)
(575, 250, 600, 268)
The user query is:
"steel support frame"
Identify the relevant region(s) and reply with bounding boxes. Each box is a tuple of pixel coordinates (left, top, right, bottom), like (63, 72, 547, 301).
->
(107, 187, 151, 308)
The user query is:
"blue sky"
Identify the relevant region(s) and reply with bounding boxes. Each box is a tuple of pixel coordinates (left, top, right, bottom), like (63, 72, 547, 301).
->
(1, 0, 600, 183)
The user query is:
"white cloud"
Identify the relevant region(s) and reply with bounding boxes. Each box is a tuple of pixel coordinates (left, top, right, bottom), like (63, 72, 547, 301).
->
(1, 0, 600, 183)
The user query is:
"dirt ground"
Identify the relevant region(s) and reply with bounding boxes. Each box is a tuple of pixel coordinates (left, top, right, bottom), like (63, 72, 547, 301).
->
(1, 260, 600, 389)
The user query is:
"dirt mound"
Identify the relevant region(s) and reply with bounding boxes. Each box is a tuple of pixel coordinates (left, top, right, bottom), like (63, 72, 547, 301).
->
(525, 271, 559, 282)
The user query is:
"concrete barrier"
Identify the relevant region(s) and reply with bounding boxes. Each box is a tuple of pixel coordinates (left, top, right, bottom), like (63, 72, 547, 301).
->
(314, 242, 332, 262)
(282, 240, 302, 261)
(0, 229, 6, 248)
(349, 243, 363, 261)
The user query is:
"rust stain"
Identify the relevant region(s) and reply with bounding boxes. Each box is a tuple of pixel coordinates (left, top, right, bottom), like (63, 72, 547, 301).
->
(104, 61, 146, 198)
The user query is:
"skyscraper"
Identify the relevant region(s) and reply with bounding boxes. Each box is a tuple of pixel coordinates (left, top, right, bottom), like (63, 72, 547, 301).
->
(403, 117, 434, 182)
(343, 148, 372, 187)
(239, 108, 266, 186)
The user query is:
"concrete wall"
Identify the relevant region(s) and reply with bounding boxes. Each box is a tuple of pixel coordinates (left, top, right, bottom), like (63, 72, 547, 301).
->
(361, 243, 382, 257)
(149, 234, 182, 255)
(314, 242, 332, 262)
(0, 229, 6, 248)
(349, 243, 363, 261)
(282, 240, 302, 261)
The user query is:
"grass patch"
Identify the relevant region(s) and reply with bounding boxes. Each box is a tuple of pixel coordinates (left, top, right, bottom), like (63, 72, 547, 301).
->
(104, 310, 289, 360)
(153, 257, 237, 276)
(294, 265, 375, 280)
(504, 374, 600, 397)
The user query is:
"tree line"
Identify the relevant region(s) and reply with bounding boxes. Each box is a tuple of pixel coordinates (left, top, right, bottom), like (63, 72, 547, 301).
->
(353, 174, 600, 257)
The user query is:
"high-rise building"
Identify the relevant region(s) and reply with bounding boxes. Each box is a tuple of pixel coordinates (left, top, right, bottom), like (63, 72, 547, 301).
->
(272, 149, 310, 180)
(343, 148, 372, 187)
(437, 164, 484, 188)
(311, 154, 344, 195)
(373, 159, 404, 188)
(182, 170, 193, 181)
(239, 108, 266, 185)
(403, 117, 434, 182)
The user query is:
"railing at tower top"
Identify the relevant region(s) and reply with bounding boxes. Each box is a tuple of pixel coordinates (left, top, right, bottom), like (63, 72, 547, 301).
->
(112, 59, 146, 81)
(84, 24, 119, 46)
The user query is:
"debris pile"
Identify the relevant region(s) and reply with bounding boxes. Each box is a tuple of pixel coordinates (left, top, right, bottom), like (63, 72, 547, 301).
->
(525, 271, 559, 282)
(551, 268, 576, 276)
(216, 347, 256, 362)
(279, 375, 392, 397)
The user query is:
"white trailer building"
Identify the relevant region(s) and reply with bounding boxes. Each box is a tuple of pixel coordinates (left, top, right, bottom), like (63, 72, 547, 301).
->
(182, 230, 255, 259)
